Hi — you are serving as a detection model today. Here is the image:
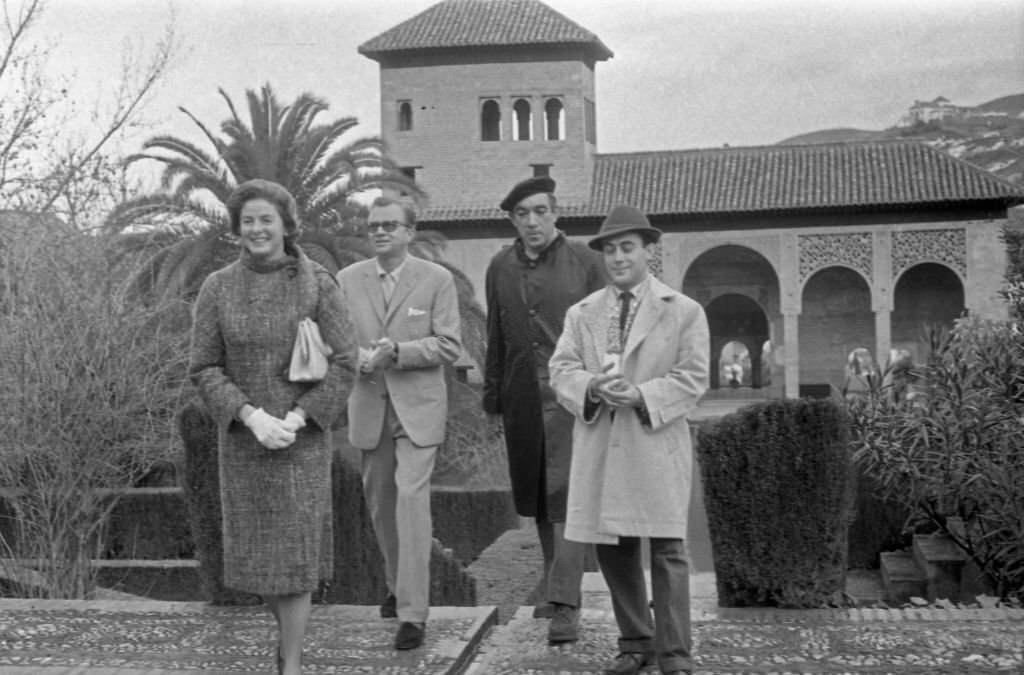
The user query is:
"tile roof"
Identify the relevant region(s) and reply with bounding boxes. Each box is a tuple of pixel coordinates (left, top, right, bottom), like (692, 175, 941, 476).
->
(359, 0, 613, 61)
(421, 140, 1024, 222)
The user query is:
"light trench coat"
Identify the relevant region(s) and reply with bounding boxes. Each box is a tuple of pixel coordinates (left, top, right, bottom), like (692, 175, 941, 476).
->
(549, 277, 709, 544)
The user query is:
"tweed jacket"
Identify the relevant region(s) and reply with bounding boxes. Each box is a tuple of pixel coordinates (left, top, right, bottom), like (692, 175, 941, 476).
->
(549, 276, 710, 544)
(337, 255, 462, 449)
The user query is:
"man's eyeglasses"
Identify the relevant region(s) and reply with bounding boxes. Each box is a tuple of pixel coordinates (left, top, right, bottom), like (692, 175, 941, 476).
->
(367, 221, 410, 233)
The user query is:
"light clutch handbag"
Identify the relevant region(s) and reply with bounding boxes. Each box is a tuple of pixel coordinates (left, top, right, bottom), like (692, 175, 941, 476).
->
(288, 318, 333, 382)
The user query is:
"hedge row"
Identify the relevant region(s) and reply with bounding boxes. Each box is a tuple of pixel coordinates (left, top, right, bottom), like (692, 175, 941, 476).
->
(696, 397, 855, 608)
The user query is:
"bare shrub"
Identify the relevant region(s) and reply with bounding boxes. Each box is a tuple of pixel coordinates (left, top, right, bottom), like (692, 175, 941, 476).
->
(0, 216, 188, 597)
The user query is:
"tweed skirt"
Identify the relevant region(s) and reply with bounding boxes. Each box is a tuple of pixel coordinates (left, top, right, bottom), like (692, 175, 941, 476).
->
(219, 423, 333, 595)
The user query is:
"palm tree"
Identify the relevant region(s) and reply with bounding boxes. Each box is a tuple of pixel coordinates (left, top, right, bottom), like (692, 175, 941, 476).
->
(105, 84, 419, 299)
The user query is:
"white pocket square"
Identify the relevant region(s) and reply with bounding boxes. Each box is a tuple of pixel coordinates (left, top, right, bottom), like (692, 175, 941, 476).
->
(408, 307, 426, 317)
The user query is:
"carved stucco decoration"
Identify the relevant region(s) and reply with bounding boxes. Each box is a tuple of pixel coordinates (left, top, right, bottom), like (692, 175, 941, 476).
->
(892, 228, 966, 280)
(798, 233, 873, 285)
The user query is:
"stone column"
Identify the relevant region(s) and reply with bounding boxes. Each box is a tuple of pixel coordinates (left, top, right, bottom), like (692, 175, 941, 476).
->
(874, 309, 891, 371)
(783, 311, 800, 398)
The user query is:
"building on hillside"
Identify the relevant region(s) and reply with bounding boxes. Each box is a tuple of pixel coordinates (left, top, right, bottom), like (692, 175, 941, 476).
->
(900, 96, 965, 126)
(360, 0, 1024, 400)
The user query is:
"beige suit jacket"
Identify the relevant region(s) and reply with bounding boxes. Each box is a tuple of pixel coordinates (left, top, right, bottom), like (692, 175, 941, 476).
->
(337, 256, 462, 449)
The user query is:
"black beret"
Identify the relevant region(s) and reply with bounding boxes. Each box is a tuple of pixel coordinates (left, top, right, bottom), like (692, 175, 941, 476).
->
(500, 176, 556, 212)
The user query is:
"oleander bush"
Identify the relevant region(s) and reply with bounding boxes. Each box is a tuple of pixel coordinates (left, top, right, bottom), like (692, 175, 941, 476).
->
(697, 397, 854, 608)
(847, 319, 1024, 602)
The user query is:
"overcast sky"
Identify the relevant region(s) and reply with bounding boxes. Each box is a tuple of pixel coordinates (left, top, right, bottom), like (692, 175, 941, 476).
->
(36, 0, 1024, 156)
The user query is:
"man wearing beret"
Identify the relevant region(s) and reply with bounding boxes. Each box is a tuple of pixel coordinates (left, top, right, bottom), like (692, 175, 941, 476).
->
(549, 205, 709, 675)
(483, 176, 605, 644)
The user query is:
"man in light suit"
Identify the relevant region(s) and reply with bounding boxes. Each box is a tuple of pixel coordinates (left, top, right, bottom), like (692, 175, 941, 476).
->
(549, 205, 709, 675)
(337, 196, 462, 650)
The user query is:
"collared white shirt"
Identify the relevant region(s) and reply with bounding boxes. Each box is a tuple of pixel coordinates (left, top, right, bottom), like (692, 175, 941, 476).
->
(376, 256, 409, 304)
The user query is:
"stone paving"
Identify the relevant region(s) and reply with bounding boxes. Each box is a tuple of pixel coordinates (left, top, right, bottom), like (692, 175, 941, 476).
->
(3, 571, 1023, 674)
(467, 573, 1024, 674)
(0, 600, 495, 674)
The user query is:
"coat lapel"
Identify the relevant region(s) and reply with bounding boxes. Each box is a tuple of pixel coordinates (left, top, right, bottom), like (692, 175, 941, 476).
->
(361, 265, 387, 326)
(581, 288, 611, 361)
(621, 278, 670, 362)
(384, 258, 422, 326)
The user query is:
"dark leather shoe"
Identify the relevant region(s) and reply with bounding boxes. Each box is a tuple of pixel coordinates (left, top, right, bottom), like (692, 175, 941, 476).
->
(394, 621, 425, 650)
(380, 593, 397, 619)
(603, 651, 654, 675)
(547, 603, 579, 643)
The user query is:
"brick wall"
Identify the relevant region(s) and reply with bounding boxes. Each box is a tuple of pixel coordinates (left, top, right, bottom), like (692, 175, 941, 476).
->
(379, 57, 596, 208)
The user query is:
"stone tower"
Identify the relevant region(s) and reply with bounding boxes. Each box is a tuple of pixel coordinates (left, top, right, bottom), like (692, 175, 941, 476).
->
(359, 0, 613, 210)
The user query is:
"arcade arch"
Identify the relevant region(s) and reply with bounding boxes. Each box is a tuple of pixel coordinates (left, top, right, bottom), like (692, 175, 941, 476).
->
(891, 262, 965, 363)
(683, 245, 780, 393)
(799, 266, 873, 393)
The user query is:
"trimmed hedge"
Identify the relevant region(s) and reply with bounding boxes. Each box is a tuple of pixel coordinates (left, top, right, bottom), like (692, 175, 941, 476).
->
(432, 486, 519, 564)
(179, 400, 476, 606)
(697, 397, 854, 608)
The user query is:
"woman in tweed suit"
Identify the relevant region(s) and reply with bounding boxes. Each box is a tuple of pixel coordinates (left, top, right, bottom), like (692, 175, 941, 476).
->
(189, 179, 354, 675)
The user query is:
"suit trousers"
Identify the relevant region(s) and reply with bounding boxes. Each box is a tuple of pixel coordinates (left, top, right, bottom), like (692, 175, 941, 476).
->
(596, 537, 692, 674)
(536, 520, 586, 607)
(361, 401, 437, 624)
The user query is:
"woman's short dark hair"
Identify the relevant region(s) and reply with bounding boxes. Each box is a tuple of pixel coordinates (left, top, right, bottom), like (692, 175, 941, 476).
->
(226, 179, 300, 238)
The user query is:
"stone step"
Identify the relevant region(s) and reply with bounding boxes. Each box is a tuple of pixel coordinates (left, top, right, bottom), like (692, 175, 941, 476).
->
(879, 550, 927, 605)
(913, 534, 966, 602)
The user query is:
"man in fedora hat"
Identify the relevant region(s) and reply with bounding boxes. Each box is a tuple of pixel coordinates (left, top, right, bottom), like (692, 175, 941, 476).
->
(549, 205, 709, 675)
(483, 176, 605, 644)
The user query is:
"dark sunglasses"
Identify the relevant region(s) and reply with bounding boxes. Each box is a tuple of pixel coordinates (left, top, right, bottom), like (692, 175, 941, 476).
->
(367, 221, 410, 233)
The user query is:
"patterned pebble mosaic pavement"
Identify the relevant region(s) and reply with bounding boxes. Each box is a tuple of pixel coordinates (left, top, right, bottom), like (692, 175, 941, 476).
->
(2, 573, 1023, 674)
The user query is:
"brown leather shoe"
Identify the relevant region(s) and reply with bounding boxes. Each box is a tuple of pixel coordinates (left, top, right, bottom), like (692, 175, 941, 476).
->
(603, 651, 654, 675)
(379, 593, 397, 619)
(394, 621, 425, 650)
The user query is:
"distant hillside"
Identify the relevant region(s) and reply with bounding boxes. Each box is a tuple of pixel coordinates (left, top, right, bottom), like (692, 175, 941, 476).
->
(779, 128, 885, 145)
(777, 93, 1024, 185)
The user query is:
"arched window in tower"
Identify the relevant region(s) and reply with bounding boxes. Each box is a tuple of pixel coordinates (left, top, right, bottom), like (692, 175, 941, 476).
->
(544, 98, 564, 140)
(513, 99, 532, 141)
(397, 101, 412, 131)
(481, 99, 501, 141)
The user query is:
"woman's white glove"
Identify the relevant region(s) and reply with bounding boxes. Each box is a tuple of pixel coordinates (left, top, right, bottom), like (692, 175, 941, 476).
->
(243, 408, 296, 449)
(281, 410, 307, 433)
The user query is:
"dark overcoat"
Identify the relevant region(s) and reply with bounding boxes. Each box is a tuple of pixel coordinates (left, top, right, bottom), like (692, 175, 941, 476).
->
(483, 234, 604, 519)
(189, 246, 354, 595)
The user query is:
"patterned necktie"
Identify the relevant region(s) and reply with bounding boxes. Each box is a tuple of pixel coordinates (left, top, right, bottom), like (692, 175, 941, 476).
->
(619, 290, 633, 336)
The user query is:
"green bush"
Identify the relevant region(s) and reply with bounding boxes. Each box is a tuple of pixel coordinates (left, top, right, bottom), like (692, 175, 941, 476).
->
(697, 397, 854, 608)
(848, 319, 1024, 602)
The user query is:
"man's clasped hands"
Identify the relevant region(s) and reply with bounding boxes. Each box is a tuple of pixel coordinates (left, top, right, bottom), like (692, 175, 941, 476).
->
(587, 361, 642, 408)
